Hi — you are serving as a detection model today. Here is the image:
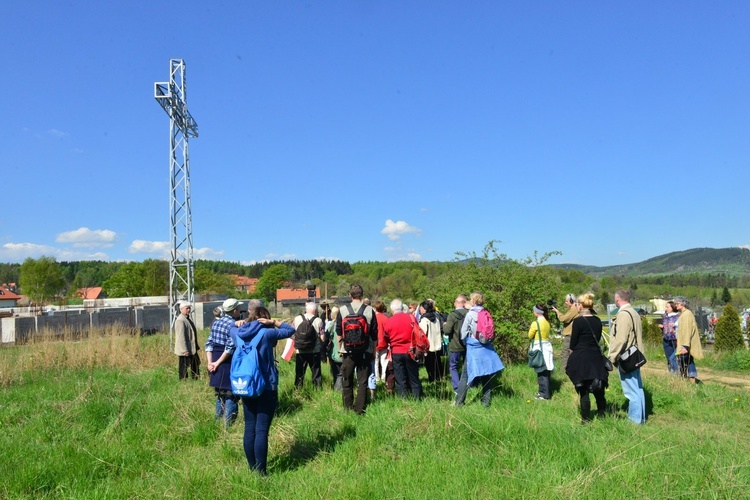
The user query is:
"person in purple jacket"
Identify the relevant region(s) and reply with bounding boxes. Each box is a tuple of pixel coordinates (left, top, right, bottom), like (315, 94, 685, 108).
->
(230, 307, 294, 475)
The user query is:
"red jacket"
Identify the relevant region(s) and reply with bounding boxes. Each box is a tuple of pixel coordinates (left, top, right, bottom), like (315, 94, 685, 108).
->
(376, 312, 390, 350)
(384, 312, 415, 355)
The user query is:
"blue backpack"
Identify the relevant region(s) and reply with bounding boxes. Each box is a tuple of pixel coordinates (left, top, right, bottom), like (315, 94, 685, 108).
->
(230, 331, 266, 397)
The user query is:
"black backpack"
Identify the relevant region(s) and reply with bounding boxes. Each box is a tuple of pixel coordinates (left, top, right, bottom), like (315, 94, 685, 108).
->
(295, 315, 318, 351)
(340, 304, 369, 353)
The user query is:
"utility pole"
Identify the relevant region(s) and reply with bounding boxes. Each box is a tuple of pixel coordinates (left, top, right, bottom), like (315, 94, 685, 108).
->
(154, 59, 199, 348)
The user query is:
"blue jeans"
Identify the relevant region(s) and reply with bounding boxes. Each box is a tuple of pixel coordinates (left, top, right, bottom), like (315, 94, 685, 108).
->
(242, 390, 279, 475)
(619, 368, 646, 424)
(677, 354, 698, 379)
(215, 390, 239, 426)
(448, 351, 465, 392)
(662, 339, 678, 373)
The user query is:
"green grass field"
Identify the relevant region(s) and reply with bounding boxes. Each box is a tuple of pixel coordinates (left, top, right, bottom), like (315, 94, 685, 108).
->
(1, 331, 749, 499)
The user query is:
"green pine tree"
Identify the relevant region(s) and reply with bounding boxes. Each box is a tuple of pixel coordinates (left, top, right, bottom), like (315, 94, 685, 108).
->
(721, 286, 733, 305)
(714, 304, 744, 352)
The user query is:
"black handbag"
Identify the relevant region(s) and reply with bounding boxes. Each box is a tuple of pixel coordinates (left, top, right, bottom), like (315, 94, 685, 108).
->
(618, 345, 647, 373)
(527, 319, 547, 373)
(615, 310, 647, 373)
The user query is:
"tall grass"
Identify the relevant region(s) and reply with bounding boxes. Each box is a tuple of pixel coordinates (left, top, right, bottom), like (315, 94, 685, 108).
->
(1, 328, 749, 498)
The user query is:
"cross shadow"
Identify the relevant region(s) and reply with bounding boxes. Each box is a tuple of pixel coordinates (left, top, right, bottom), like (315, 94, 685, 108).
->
(272, 424, 357, 471)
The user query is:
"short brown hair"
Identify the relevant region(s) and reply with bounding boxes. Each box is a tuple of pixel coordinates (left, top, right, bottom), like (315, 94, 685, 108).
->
(349, 284, 364, 300)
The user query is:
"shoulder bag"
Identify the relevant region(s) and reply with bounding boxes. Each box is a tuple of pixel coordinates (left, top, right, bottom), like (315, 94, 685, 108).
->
(528, 319, 547, 373)
(616, 310, 646, 373)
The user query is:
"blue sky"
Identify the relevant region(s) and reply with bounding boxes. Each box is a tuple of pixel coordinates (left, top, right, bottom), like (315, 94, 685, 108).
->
(1, 2, 748, 267)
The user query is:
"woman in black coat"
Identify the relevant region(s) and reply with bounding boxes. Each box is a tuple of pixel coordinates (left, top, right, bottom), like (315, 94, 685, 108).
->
(565, 293, 609, 423)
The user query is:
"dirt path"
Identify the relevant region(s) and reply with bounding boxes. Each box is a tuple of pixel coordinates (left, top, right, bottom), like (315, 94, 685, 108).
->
(642, 363, 750, 390)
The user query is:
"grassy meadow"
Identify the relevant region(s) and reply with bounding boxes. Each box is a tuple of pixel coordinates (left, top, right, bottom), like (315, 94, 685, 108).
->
(1, 328, 749, 499)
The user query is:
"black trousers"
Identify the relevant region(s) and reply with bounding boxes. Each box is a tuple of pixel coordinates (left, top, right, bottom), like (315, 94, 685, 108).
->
(178, 354, 200, 380)
(537, 369, 551, 399)
(341, 352, 371, 414)
(391, 353, 423, 399)
(425, 351, 443, 382)
(576, 381, 607, 421)
(295, 351, 322, 388)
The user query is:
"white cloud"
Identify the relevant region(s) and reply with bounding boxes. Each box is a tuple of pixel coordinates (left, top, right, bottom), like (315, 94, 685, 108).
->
(740, 245, 750, 250)
(265, 253, 297, 260)
(129, 240, 170, 255)
(381, 219, 421, 241)
(383, 246, 423, 262)
(47, 128, 68, 139)
(129, 240, 224, 261)
(56, 227, 117, 248)
(0, 242, 109, 262)
(194, 247, 224, 260)
(420, 207, 428, 212)
(0, 242, 58, 261)
(241, 259, 269, 266)
(57, 250, 110, 261)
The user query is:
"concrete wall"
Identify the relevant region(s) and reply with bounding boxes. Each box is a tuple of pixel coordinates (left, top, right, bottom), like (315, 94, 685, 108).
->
(0, 302, 227, 345)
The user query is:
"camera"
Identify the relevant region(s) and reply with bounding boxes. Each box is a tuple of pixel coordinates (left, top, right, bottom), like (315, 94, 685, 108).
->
(547, 299, 557, 307)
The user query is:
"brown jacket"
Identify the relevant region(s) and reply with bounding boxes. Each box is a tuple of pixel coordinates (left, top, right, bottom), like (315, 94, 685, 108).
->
(676, 308, 704, 359)
(608, 303, 643, 365)
(555, 305, 579, 336)
(174, 313, 199, 356)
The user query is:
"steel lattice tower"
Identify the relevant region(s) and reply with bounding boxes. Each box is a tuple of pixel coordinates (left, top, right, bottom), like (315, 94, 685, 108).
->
(154, 59, 199, 346)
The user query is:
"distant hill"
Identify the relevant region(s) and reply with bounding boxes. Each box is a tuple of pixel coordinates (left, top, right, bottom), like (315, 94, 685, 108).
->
(553, 247, 750, 278)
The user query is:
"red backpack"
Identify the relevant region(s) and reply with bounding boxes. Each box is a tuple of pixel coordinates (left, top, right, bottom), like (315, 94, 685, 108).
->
(475, 308, 495, 344)
(340, 304, 369, 353)
(409, 320, 430, 364)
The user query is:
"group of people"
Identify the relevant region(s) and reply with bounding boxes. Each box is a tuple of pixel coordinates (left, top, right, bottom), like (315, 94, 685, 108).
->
(659, 297, 704, 383)
(171, 284, 704, 475)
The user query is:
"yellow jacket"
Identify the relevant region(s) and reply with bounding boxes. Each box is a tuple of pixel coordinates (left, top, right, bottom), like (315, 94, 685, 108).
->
(676, 309, 704, 359)
(528, 317, 551, 343)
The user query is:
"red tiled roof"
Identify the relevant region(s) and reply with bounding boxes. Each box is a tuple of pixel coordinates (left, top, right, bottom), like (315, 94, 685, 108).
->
(230, 275, 259, 292)
(0, 286, 22, 300)
(276, 288, 321, 301)
(77, 287, 104, 300)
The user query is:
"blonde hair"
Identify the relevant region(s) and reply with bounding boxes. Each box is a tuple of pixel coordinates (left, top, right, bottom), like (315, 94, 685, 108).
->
(330, 306, 340, 321)
(470, 292, 484, 306)
(578, 293, 595, 309)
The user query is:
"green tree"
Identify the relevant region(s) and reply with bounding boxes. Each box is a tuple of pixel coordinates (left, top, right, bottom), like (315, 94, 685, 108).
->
(599, 290, 611, 308)
(194, 268, 233, 295)
(714, 304, 744, 352)
(103, 260, 169, 297)
(19, 256, 66, 304)
(710, 289, 720, 307)
(721, 286, 732, 305)
(255, 264, 290, 304)
(429, 241, 561, 362)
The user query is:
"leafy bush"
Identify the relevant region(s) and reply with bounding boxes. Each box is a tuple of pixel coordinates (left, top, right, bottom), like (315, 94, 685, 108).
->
(642, 316, 662, 345)
(426, 241, 561, 362)
(714, 304, 745, 352)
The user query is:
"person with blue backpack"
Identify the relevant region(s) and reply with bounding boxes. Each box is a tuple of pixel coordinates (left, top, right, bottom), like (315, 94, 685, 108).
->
(229, 307, 295, 475)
